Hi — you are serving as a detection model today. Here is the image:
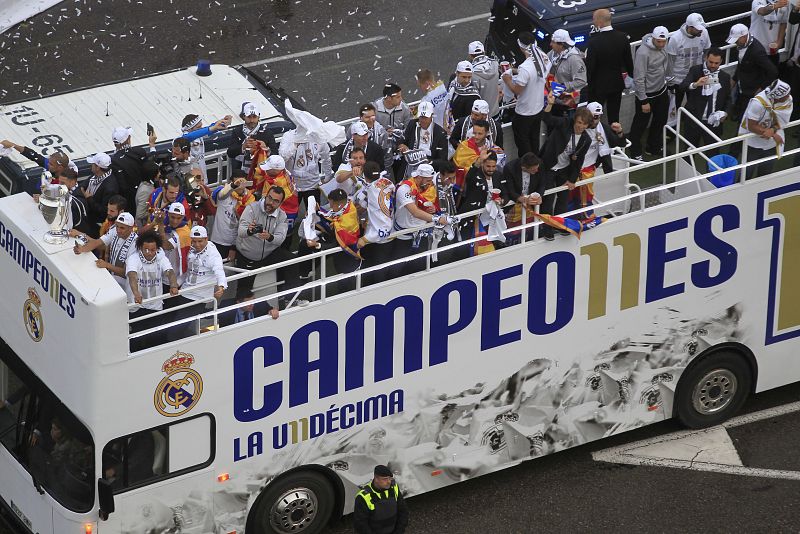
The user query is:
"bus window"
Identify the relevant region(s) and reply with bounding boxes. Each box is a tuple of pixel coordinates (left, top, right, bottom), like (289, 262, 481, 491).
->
(102, 413, 214, 492)
(0, 347, 95, 513)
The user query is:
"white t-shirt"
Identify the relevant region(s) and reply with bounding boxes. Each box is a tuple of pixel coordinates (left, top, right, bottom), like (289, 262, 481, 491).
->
(100, 227, 138, 288)
(512, 49, 551, 116)
(332, 163, 363, 198)
(355, 176, 395, 243)
(422, 81, 449, 129)
(750, 0, 790, 50)
(553, 133, 583, 170)
(739, 93, 793, 150)
(125, 249, 174, 312)
(181, 243, 227, 302)
(393, 182, 427, 240)
(162, 231, 184, 285)
(211, 187, 239, 246)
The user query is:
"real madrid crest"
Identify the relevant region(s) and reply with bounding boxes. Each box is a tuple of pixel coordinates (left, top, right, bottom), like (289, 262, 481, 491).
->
(23, 288, 44, 342)
(154, 351, 203, 417)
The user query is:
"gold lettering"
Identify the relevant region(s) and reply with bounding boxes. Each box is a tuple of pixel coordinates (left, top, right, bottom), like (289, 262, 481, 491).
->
(580, 243, 608, 320)
(613, 234, 641, 310)
(767, 196, 800, 331)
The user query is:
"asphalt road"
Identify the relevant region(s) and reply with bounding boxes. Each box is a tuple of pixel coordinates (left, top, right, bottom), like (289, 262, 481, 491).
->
(0, 0, 490, 121)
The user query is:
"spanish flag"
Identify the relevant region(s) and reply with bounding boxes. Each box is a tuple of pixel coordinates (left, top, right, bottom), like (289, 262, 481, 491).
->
(261, 170, 299, 215)
(534, 213, 606, 238)
(399, 179, 439, 211)
(320, 201, 362, 259)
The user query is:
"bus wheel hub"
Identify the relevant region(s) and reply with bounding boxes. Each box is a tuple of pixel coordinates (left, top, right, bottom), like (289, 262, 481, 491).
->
(270, 488, 318, 533)
(692, 369, 737, 415)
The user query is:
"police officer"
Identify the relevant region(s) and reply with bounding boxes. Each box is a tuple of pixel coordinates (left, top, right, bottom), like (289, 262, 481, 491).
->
(353, 465, 408, 534)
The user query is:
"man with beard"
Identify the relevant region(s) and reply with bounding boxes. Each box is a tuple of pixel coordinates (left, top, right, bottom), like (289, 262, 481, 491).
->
(679, 49, 731, 154)
(450, 99, 503, 150)
(227, 102, 278, 174)
(352, 103, 393, 177)
(445, 61, 482, 132)
(99, 195, 127, 237)
(73, 212, 138, 289)
(331, 121, 386, 172)
(468, 41, 501, 119)
(398, 102, 449, 178)
(458, 151, 502, 256)
(83, 152, 120, 232)
(666, 14, 711, 108)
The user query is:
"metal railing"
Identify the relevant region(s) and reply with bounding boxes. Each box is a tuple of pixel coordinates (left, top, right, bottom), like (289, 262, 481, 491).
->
(128, 117, 800, 352)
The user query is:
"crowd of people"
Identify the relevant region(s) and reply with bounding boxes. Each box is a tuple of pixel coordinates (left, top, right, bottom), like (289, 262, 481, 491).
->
(0, 6, 798, 347)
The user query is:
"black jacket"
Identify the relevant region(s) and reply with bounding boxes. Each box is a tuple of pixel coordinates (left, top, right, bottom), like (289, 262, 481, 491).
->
(401, 120, 450, 162)
(733, 39, 778, 97)
(111, 146, 149, 207)
(585, 29, 634, 96)
(498, 157, 548, 204)
(353, 482, 408, 534)
(591, 120, 627, 173)
(539, 112, 591, 183)
(67, 185, 93, 235)
(458, 165, 496, 215)
(226, 123, 278, 160)
(450, 116, 504, 149)
(84, 173, 120, 227)
(331, 139, 386, 171)
(679, 65, 732, 123)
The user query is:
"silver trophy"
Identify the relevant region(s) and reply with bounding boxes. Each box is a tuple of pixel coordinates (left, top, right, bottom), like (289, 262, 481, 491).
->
(39, 184, 70, 244)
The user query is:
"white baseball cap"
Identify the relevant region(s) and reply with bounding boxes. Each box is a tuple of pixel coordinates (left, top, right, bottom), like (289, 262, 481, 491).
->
(726, 23, 749, 44)
(87, 152, 112, 169)
(259, 155, 286, 171)
(351, 121, 370, 136)
(587, 102, 603, 116)
(456, 60, 473, 73)
(112, 126, 134, 145)
(652, 26, 669, 40)
(116, 212, 135, 226)
(686, 13, 706, 29)
(242, 102, 260, 117)
(468, 41, 485, 55)
(190, 226, 208, 238)
(471, 100, 490, 115)
(417, 101, 435, 118)
(168, 202, 185, 216)
(551, 29, 575, 47)
(414, 163, 435, 178)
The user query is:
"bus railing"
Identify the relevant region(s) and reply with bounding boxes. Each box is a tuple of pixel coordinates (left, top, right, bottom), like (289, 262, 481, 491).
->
(128, 117, 800, 352)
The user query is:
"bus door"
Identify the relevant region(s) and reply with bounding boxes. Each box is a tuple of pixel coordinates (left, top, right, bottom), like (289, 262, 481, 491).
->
(100, 414, 217, 533)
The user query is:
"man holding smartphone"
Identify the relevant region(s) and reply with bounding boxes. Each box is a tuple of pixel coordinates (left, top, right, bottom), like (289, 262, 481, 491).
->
(679, 48, 731, 154)
(227, 102, 278, 174)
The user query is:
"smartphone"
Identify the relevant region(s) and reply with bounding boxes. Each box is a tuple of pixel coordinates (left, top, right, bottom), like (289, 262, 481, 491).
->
(146, 122, 154, 136)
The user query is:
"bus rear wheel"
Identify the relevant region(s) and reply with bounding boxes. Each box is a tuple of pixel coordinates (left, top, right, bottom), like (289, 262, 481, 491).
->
(249, 471, 335, 534)
(675, 351, 752, 429)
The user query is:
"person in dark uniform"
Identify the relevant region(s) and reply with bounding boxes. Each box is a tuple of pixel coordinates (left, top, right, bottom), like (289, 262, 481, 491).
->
(353, 465, 408, 534)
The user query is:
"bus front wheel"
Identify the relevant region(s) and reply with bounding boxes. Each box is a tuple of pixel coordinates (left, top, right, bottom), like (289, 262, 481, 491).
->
(249, 471, 335, 534)
(675, 351, 752, 429)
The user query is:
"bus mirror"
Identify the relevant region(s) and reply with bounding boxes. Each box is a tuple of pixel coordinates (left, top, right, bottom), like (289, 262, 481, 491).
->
(97, 479, 115, 520)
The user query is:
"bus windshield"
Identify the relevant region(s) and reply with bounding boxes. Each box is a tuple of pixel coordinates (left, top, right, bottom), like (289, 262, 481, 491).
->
(0, 340, 94, 513)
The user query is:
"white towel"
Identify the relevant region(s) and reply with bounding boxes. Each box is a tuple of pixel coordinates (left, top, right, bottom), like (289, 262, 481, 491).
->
(302, 196, 320, 241)
(480, 202, 507, 243)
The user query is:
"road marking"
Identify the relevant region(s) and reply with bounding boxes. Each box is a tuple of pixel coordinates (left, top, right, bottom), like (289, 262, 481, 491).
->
(240, 36, 388, 67)
(592, 401, 800, 480)
(435, 13, 491, 27)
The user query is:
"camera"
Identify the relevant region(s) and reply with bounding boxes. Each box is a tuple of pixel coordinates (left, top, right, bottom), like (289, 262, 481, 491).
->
(247, 224, 264, 236)
(707, 72, 719, 85)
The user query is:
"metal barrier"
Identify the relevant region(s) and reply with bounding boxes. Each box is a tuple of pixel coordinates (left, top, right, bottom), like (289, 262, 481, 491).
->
(128, 118, 800, 352)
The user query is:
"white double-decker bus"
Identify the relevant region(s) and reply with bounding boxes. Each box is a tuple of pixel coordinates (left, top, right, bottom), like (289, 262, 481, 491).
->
(1, 112, 800, 533)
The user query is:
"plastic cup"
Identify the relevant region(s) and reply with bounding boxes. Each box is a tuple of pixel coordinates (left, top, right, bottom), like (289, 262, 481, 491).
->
(769, 42, 778, 55)
(490, 188, 502, 201)
(500, 61, 511, 73)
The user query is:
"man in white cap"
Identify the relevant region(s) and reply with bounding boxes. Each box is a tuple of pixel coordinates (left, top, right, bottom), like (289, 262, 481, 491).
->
(679, 48, 732, 153)
(728, 23, 779, 123)
(451, 99, 504, 150)
(74, 211, 138, 289)
(110, 126, 150, 210)
(256, 155, 299, 250)
(502, 31, 551, 156)
(228, 102, 278, 175)
(468, 40, 500, 119)
(445, 60, 482, 131)
(391, 163, 448, 277)
(83, 151, 121, 229)
(398, 101, 449, 177)
(739, 79, 793, 179)
(332, 121, 386, 173)
(547, 29, 588, 117)
(157, 201, 192, 285)
(666, 13, 711, 108)
(354, 103, 393, 175)
(168, 225, 228, 341)
(585, 8, 634, 124)
(750, 0, 791, 66)
(629, 26, 673, 161)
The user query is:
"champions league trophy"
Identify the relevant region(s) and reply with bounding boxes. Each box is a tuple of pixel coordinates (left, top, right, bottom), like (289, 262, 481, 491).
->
(39, 184, 70, 244)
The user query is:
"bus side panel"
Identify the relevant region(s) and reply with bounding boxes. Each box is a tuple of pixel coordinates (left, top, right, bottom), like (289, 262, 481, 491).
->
(101, 170, 800, 531)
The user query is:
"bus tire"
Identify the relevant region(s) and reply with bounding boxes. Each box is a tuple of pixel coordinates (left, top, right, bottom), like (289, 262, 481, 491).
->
(248, 471, 335, 534)
(675, 351, 752, 429)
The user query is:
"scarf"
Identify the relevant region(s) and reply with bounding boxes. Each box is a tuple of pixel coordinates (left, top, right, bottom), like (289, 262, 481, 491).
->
(109, 231, 136, 270)
(701, 66, 722, 97)
(445, 80, 480, 132)
(86, 169, 112, 196)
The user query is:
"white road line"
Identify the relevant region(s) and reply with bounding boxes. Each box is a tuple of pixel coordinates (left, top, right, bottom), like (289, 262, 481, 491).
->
(592, 401, 800, 480)
(435, 12, 491, 27)
(240, 36, 387, 67)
